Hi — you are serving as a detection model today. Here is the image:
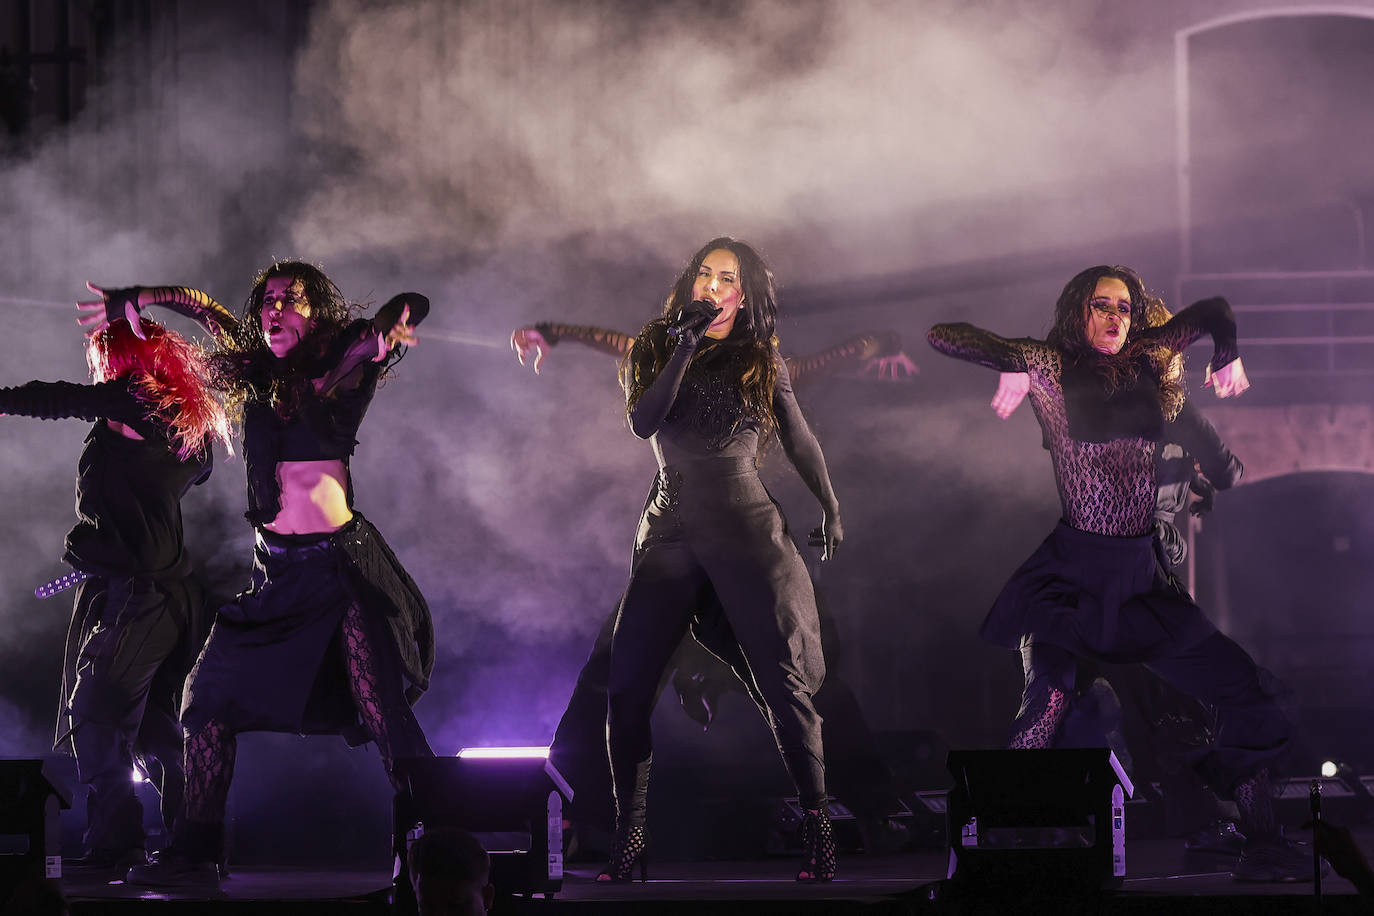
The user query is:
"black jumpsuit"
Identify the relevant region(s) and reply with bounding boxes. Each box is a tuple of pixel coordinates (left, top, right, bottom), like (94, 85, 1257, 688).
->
(608, 331, 839, 824)
(536, 325, 902, 828)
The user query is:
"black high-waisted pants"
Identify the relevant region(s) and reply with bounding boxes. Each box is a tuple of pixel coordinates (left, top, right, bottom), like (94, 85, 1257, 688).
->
(607, 457, 827, 826)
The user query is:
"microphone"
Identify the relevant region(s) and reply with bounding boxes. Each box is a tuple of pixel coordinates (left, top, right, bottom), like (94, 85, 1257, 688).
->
(667, 299, 722, 339)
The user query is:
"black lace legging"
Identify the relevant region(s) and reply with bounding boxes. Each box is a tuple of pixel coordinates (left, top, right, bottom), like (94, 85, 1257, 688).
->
(182, 602, 431, 823)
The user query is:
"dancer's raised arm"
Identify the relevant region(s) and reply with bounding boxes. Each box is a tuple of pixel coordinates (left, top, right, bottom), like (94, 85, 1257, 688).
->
(1137, 297, 1248, 398)
(511, 322, 634, 374)
(78, 283, 240, 341)
(787, 330, 914, 386)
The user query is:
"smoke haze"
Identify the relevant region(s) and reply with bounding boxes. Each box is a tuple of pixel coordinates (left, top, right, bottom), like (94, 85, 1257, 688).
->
(2, 0, 1372, 861)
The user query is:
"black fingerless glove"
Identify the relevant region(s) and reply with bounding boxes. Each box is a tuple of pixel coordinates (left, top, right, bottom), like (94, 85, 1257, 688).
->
(375, 292, 430, 336)
(533, 321, 559, 345)
(102, 286, 143, 327)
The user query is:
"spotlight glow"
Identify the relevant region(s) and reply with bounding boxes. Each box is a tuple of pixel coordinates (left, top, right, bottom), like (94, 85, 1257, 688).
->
(1321, 760, 1339, 778)
(456, 746, 551, 759)
(131, 768, 145, 783)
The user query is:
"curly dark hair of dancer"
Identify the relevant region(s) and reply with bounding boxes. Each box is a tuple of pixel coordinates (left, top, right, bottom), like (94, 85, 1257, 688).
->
(621, 237, 780, 435)
(87, 317, 232, 459)
(207, 259, 359, 423)
(1044, 264, 1182, 419)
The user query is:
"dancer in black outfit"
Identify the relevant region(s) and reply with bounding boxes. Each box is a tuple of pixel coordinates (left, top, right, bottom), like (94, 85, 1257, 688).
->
(595, 238, 843, 883)
(989, 296, 1251, 855)
(77, 264, 436, 886)
(513, 321, 913, 850)
(0, 315, 229, 874)
(929, 265, 1308, 881)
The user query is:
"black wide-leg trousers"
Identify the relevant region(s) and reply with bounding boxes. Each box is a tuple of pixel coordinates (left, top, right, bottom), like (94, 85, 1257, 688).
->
(607, 459, 827, 826)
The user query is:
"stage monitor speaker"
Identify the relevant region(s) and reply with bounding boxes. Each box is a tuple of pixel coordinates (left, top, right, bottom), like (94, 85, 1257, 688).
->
(392, 753, 573, 907)
(0, 759, 72, 888)
(945, 748, 1132, 893)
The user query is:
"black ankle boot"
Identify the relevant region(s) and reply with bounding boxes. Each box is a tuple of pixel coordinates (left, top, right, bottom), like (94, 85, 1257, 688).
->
(796, 809, 837, 882)
(597, 824, 648, 883)
(126, 820, 223, 887)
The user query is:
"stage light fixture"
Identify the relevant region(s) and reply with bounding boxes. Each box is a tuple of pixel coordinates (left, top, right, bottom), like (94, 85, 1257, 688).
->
(1321, 760, 1339, 778)
(0, 759, 72, 885)
(392, 751, 573, 905)
(944, 748, 1133, 894)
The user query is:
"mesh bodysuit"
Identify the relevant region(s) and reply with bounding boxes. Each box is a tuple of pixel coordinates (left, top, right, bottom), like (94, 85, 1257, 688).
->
(927, 297, 1239, 536)
(928, 298, 1240, 748)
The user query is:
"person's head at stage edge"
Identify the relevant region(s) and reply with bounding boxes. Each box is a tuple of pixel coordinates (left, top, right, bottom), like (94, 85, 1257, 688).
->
(86, 315, 230, 459)
(408, 827, 495, 916)
(622, 236, 781, 436)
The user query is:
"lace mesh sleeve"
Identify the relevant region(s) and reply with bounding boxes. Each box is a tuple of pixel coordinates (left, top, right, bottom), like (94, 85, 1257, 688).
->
(1138, 297, 1239, 371)
(927, 322, 1034, 373)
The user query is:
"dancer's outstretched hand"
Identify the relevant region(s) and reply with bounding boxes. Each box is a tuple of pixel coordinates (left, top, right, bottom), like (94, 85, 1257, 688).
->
(77, 282, 144, 338)
(1205, 358, 1250, 398)
(511, 326, 551, 374)
(862, 352, 919, 380)
(991, 372, 1030, 419)
(377, 305, 417, 360)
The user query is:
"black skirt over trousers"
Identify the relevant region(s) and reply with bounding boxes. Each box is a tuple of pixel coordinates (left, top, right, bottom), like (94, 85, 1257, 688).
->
(608, 456, 828, 823)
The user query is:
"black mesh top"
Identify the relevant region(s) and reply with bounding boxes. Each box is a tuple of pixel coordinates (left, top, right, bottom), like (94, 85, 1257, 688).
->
(928, 298, 1239, 537)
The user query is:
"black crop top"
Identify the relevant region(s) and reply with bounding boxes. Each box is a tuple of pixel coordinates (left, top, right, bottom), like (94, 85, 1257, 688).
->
(137, 286, 417, 525)
(243, 319, 387, 525)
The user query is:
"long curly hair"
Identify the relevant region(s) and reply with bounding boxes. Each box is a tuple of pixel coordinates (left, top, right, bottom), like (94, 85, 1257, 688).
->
(621, 237, 780, 438)
(87, 317, 231, 460)
(207, 259, 358, 423)
(1046, 264, 1183, 420)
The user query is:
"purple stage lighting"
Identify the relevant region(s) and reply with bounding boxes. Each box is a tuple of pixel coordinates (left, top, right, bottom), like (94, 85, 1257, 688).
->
(456, 746, 551, 759)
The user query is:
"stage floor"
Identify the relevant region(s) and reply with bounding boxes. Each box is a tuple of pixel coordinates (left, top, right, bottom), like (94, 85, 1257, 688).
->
(60, 831, 1372, 914)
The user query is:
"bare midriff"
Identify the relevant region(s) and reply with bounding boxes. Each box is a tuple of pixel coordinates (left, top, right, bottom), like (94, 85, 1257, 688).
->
(263, 458, 353, 535)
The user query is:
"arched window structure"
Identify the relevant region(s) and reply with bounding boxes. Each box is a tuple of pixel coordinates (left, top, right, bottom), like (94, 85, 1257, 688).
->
(1174, 8, 1374, 394)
